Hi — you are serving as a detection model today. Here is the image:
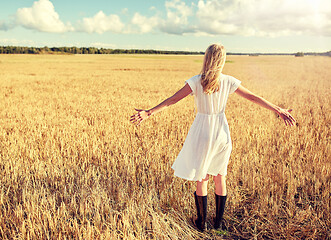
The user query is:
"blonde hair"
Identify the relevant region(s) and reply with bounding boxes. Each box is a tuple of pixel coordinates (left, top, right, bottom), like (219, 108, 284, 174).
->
(201, 44, 226, 94)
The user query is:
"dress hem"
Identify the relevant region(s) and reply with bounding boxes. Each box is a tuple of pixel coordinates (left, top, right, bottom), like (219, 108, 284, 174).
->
(172, 169, 228, 182)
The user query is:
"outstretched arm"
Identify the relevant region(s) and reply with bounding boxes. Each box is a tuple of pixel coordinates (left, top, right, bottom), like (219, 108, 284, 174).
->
(130, 83, 192, 126)
(235, 85, 296, 126)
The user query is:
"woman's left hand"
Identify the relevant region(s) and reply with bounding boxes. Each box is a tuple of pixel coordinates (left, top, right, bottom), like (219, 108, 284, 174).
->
(278, 108, 296, 126)
(130, 108, 150, 126)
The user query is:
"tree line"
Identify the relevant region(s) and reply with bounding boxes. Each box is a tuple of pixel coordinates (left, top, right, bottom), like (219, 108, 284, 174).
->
(1, 46, 330, 56)
(0, 46, 204, 55)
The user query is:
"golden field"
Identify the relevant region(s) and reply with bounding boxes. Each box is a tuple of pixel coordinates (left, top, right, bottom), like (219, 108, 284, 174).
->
(0, 54, 330, 239)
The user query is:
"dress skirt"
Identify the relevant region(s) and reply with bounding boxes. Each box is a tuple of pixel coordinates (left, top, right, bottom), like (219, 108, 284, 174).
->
(171, 112, 232, 182)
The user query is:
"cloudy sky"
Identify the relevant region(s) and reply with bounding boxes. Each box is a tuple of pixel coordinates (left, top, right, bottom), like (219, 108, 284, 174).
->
(0, 0, 330, 53)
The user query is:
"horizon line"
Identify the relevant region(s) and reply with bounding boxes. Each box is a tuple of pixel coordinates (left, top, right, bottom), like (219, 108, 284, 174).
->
(0, 45, 330, 56)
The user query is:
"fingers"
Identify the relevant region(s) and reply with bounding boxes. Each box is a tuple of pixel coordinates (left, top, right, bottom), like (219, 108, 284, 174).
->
(130, 114, 142, 124)
(284, 117, 295, 126)
(130, 116, 140, 123)
(130, 111, 141, 118)
(285, 117, 295, 126)
(130, 110, 144, 126)
(130, 114, 137, 121)
(285, 109, 296, 122)
(130, 113, 139, 122)
(281, 113, 296, 126)
(284, 118, 296, 127)
(130, 117, 142, 126)
(286, 110, 296, 125)
(288, 113, 296, 123)
(280, 108, 296, 127)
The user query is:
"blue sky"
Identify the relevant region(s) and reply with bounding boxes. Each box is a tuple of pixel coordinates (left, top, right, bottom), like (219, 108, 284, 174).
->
(0, 0, 330, 53)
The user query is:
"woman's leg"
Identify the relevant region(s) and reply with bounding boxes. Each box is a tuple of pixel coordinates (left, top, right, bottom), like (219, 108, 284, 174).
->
(213, 174, 226, 196)
(194, 175, 209, 231)
(213, 174, 227, 230)
(196, 175, 209, 196)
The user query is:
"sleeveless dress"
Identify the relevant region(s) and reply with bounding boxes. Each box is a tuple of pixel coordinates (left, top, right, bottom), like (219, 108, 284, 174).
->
(171, 73, 241, 182)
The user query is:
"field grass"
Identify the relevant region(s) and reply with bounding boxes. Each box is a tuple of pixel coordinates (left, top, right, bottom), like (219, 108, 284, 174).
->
(0, 54, 330, 239)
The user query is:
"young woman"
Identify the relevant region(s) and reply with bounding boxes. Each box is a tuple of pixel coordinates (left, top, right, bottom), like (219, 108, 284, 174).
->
(130, 44, 296, 232)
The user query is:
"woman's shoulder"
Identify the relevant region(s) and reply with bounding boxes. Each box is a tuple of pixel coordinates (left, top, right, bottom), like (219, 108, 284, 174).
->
(220, 73, 241, 93)
(220, 73, 240, 82)
(191, 74, 201, 81)
(186, 75, 201, 84)
(220, 73, 232, 79)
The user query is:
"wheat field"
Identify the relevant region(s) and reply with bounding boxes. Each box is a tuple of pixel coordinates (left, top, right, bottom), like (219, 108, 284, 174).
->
(0, 54, 330, 239)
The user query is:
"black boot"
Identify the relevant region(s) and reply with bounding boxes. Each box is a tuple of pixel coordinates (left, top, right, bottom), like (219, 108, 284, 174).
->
(214, 194, 227, 230)
(194, 191, 207, 232)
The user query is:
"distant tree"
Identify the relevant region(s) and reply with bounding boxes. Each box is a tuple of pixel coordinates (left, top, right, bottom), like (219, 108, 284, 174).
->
(22, 47, 28, 54)
(81, 48, 88, 54)
(32, 47, 41, 54)
(5, 46, 13, 54)
(75, 47, 81, 54)
(88, 47, 97, 54)
(295, 52, 304, 57)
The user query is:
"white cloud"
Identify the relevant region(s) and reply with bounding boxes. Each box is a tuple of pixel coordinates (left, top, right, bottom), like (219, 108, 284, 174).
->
(164, 0, 192, 25)
(195, 0, 331, 37)
(130, 0, 194, 35)
(129, 0, 331, 37)
(77, 11, 124, 34)
(16, 0, 73, 33)
(2, 0, 330, 38)
(131, 13, 159, 33)
(159, 0, 194, 34)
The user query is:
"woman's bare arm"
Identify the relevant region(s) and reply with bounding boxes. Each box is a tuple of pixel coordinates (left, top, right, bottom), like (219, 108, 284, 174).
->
(235, 85, 296, 126)
(130, 83, 192, 126)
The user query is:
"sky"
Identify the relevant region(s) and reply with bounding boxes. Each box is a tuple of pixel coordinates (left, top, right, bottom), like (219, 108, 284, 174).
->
(0, 0, 330, 53)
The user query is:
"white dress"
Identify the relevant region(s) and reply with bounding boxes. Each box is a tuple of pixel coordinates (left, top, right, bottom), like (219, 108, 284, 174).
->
(171, 73, 241, 182)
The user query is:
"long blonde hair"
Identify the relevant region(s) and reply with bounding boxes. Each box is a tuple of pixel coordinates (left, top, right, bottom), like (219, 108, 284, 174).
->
(201, 44, 226, 94)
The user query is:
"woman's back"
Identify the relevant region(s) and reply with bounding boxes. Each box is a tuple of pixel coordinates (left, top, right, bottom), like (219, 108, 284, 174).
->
(186, 73, 241, 115)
